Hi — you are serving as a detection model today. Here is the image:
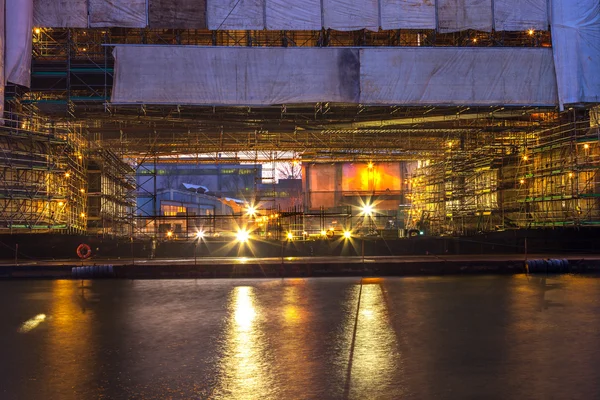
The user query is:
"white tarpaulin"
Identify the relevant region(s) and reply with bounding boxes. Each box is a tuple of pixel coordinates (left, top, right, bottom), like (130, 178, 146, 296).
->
(0, 0, 5, 120)
(6, 0, 33, 87)
(381, 0, 436, 30)
(494, 0, 548, 31)
(111, 46, 360, 105)
(33, 0, 88, 27)
(266, 0, 321, 30)
(437, 0, 493, 32)
(551, 0, 600, 108)
(207, 0, 264, 30)
(323, 0, 379, 31)
(89, 0, 147, 28)
(149, 0, 207, 29)
(359, 48, 557, 106)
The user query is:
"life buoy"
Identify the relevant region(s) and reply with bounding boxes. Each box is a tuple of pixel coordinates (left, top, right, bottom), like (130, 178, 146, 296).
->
(326, 229, 334, 238)
(76, 243, 92, 259)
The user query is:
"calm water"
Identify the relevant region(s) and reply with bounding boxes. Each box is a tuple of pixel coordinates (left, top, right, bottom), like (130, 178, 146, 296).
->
(1, 275, 600, 399)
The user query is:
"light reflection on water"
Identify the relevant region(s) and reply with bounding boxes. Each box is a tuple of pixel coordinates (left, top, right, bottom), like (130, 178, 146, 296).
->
(2, 276, 600, 399)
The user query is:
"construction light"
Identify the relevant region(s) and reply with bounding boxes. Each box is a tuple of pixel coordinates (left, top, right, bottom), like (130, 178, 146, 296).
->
(166, 231, 173, 238)
(584, 143, 590, 150)
(520, 179, 525, 184)
(472, 38, 478, 43)
(80, 188, 85, 193)
(80, 212, 86, 218)
(34, 28, 41, 34)
(58, 201, 64, 207)
(568, 172, 574, 178)
(367, 162, 374, 169)
(65, 172, 70, 178)
(361, 204, 374, 216)
(246, 205, 257, 217)
(287, 232, 294, 240)
(320, 230, 327, 236)
(522, 155, 528, 161)
(343, 231, 352, 239)
(196, 231, 205, 239)
(236, 229, 250, 243)
(528, 29, 535, 36)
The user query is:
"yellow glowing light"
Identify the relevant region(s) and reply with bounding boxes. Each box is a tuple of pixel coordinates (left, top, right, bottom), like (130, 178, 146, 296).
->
(246, 205, 257, 216)
(287, 232, 294, 240)
(584, 143, 590, 149)
(361, 204, 374, 216)
(367, 162, 374, 169)
(320, 230, 327, 236)
(82, 48, 87, 52)
(78, 155, 83, 160)
(58, 201, 64, 207)
(79, 188, 85, 193)
(64, 172, 70, 178)
(569, 172, 574, 178)
(528, 29, 535, 36)
(447, 141, 453, 148)
(236, 229, 250, 243)
(302, 231, 308, 236)
(520, 179, 525, 184)
(34, 28, 41, 34)
(472, 38, 478, 43)
(343, 231, 352, 239)
(292, 160, 300, 166)
(522, 155, 528, 161)
(80, 212, 86, 218)
(233, 287, 256, 331)
(18, 314, 47, 333)
(166, 230, 173, 237)
(196, 231, 205, 239)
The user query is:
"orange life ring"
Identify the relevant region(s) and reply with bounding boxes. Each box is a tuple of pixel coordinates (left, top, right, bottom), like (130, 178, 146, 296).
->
(326, 229, 334, 238)
(76, 243, 92, 259)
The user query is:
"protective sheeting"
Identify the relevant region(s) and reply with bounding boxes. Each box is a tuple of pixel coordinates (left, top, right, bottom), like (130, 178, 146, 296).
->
(6, 0, 33, 87)
(551, 0, 600, 108)
(359, 48, 557, 106)
(149, 0, 207, 29)
(266, 0, 321, 30)
(89, 0, 147, 28)
(381, 0, 436, 30)
(111, 46, 360, 105)
(494, 0, 548, 31)
(323, 0, 379, 31)
(207, 0, 264, 30)
(0, 0, 5, 121)
(437, 0, 493, 32)
(33, 0, 88, 28)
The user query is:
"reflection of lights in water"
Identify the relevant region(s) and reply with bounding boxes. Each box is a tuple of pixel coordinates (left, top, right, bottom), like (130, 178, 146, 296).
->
(234, 286, 256, 331)
(340, 283, 400, 398)
(214, 286, 271, 399)
(18, 314, 47, 333)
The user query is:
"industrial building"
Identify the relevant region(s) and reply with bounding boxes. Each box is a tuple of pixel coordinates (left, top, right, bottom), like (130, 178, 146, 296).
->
(0, 1, 599, 257)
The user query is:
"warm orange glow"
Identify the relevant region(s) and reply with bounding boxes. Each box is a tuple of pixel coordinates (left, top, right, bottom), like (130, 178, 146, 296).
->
(522, 155, 528, 161)
(520, 179, 525, 184)
(166, 230, 173, 237)
(342, 163, 401, 192)
(58, 201, 64, 207)
(287, 232, 294, 240)
(34, 28, 41, 34)
(80, 212, 86, 218)
(236, 229, 250, 243)
(584, 143, 590, 149)
(64, 172, 70, 178)
(343, 231, 352, 239)
(80, 188, 85, 193)
(568, 172, 574, 178)
(367, 162, 374, 169)
(472, 38, 478, 43)
(528, 29, 535, 36)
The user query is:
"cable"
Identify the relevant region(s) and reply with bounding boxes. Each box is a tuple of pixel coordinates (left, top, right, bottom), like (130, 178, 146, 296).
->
(216, 0, 244, 31)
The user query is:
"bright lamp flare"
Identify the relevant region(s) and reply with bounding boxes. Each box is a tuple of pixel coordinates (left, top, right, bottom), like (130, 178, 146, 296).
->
(236, 229, 250, 243)
(287, 232, 294, 240)
(196, 231, 205, 239)
(246, 205, 257, 216)
(361, 204, 374, 216)
(343, 231, 352, 239)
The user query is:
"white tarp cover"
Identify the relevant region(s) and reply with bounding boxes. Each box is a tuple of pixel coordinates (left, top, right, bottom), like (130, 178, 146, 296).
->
(89, 0, 147, 28)
(33, 0, 88, 27)
(207, 0, 264, 30)
(360, 48, 557, 106)
(266, 0, 321, 30)
(437, 0, 493, 32)
(551, 0, 600, 107)
(149, 0, 207, 29)
(6, 0, 33, 87)
(381, 0, 436, 30)
(323, 0, 379, 31)
(494, 0, 548, 31)
(111, 46, 360, 105)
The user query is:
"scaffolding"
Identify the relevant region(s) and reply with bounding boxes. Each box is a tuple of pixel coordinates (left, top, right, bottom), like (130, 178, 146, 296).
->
(86, 141, 135, 237)
(408, 113, 600, 235)
(0, 115, 87, 234)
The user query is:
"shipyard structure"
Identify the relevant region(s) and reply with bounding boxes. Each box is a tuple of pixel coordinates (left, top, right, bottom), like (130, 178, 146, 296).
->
(0, 0, 599, 258)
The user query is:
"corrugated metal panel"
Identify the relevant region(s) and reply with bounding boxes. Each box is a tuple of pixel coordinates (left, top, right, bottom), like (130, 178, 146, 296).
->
(89, 0, 147, 28)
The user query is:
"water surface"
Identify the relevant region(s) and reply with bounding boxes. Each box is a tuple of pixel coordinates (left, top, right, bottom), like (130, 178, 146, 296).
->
(1, 275, 600, 399)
